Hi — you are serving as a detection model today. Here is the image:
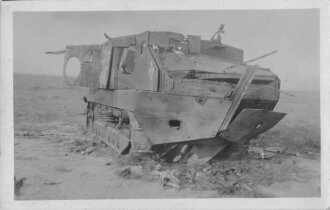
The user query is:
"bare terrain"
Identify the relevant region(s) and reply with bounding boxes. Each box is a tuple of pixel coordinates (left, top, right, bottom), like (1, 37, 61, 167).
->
(14, 74, 320, 199)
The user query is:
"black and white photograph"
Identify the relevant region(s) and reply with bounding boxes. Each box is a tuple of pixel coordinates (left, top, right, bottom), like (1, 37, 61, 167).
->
(1, 0, 329, 209)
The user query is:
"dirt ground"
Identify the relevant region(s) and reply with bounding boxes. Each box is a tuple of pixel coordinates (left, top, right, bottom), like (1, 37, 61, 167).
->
(14, 74, 321, 199)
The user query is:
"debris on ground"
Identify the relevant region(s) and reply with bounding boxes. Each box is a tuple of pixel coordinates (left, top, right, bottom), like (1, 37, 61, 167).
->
(14, 176, 26, 196)
(117, 167, 131, 177)
(247, 146, 264, 156)
(264, 146, 284, 153)
(224, 167, 243, 176)
(285, 149, 300, 156)
(117, 165, 144, 178)
(85, 147, 94, 155)
(260, 151, 275, 159)
(44, 181, 62, 185)
(160, 170, 181, 190)
(150, 168, 182, 190)
(247, 146, 285, 159)
(154, 164, 162, 171)
(67, 138, 103, 156)
(162, 176, 181, 190)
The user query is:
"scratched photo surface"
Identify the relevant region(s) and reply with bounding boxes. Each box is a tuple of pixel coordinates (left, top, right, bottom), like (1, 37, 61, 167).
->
(13, 10, 320, 199)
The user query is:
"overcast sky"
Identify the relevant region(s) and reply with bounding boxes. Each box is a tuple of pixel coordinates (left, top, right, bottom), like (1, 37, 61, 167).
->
(13, 10, 319, 91)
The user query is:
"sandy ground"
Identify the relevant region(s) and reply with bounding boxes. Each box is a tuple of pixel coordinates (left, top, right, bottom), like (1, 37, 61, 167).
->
(14, 74, 320, 199)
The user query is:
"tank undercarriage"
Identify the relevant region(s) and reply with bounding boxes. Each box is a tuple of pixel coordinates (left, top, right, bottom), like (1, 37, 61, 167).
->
(87, 102, 229, 163)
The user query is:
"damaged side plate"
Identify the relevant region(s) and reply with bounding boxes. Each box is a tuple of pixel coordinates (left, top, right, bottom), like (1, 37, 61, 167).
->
(219, 109, 286, 144)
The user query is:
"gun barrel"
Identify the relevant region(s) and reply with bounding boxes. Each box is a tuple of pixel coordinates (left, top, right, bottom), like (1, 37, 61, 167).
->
(244, 50, 278, 64)
(225, 50, 278, 71)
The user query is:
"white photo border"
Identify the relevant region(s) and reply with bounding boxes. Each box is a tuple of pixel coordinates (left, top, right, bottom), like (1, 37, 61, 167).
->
(1, 0, 329, 209)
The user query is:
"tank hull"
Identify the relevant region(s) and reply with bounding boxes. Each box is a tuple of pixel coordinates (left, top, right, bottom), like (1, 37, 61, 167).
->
(86, 86, 285, 163)
(47, 30, 287, 164)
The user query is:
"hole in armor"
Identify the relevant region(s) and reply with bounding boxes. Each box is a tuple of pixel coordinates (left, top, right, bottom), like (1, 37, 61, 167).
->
(169, 120, 181, 129)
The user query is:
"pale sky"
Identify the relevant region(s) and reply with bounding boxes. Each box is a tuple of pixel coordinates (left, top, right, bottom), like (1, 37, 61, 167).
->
(13, 10, 320, 91)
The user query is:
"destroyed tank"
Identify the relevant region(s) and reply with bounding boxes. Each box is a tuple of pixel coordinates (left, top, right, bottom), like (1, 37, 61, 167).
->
(47, 25, 286, 164)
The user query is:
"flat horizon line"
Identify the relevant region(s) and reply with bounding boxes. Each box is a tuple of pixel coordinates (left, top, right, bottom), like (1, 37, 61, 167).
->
(13, 72, 320, 93)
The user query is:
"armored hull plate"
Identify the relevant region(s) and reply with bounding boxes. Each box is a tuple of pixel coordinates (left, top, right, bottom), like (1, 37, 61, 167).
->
(134, 92, 232, 145)
(220, 109, 286, 144)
